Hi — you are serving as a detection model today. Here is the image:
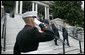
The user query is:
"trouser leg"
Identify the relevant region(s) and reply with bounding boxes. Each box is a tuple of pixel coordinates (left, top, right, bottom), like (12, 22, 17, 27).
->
(63, 38, 65, 43)
(54, 38, 58, 45)
(66, 38, 70, 46)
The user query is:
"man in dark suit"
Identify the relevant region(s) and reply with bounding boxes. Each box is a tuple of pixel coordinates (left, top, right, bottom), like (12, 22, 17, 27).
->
(62, 21, 70, 47)
(13, 11, 54, 54)
(51, 23, 60, 46)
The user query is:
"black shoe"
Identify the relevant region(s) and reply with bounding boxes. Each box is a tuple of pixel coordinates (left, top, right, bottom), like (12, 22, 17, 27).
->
(67, 45, 70, 47)
(55, 44, 59, 46)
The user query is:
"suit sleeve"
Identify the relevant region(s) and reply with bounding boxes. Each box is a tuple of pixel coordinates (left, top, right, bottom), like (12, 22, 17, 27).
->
(33, 27, 55, 42)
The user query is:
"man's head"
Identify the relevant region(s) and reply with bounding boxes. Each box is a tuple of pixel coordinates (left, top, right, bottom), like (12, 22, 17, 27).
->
(22, 11, 37, 19)
(22, 11, 37, 27)
(43, 19, 49, 25)
(62, 20, 66, 28)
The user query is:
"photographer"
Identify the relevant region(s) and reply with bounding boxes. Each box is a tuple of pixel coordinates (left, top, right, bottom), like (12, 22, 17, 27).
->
(13, 11, 54, 54)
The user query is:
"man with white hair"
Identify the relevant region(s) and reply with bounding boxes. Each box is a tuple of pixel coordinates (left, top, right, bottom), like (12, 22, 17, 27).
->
(13, 11, 54, 54)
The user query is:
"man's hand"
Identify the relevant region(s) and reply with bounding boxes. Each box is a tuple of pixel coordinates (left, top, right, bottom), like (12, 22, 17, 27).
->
(45, 24, 48, 29)
(38, 29, 44, 33)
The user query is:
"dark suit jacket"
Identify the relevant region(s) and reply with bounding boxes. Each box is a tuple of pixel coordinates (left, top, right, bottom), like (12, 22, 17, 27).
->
(13, 25, 54, 54)
(51, 23, 60, 39)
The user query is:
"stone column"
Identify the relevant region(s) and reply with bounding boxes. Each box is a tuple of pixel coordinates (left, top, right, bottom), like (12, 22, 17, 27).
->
(15, 1, 19, 14)
(19, 1, 23, 14)
(32, 2, 34, 11)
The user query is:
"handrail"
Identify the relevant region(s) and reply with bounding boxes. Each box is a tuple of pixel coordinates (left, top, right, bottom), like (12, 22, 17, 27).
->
(1, 14, 6, 38)
(53, 21, 83, 41)
(1, 12, 7, 51)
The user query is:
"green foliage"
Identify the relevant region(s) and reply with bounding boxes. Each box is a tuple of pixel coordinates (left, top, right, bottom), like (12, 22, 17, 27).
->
(2, 1, 15, 13)
(51, 1, 84, 28)
(22, 1, 32, 13)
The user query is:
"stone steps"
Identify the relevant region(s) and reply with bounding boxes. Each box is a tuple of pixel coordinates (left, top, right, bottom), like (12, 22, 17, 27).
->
(1, 14, 24, 54)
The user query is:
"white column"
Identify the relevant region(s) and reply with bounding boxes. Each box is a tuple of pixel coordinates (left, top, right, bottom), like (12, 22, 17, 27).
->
(45, 6, 47, 19)
(15, 1, 19, 14)
(47, 7, 49, 20)
(35, 3, 38, 16)
(19, 1, 23, 14)
(45, 6, 49, 20)
(35, 3, 38, 12)
(32, 2, 34, 11)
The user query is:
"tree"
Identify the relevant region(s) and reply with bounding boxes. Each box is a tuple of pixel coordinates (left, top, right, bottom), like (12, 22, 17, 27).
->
(2, 1, 15, 13)
(51, 1, 84, 28)
(22, 1, 32, 13)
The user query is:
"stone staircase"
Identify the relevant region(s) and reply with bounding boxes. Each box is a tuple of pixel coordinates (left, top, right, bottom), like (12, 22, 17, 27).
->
(1, 14, 84, 54)
(1, 14, 25, 54)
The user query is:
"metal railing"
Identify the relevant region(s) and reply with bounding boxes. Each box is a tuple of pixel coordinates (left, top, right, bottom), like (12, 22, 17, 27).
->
(1, 12, 7, 51)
